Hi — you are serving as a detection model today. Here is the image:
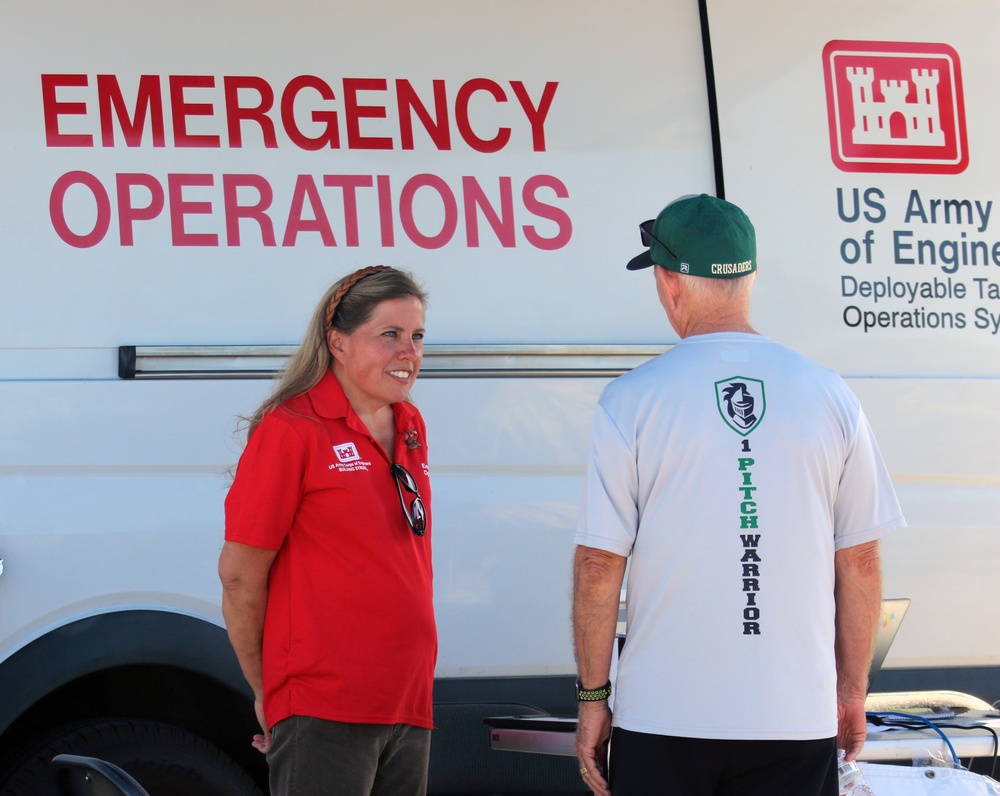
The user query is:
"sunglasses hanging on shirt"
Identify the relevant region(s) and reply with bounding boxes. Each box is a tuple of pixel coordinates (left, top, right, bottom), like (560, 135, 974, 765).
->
(391, 463, 427, 536)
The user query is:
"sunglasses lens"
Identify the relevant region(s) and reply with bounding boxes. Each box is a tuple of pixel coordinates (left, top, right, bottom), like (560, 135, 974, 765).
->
(411, 497, 427, 534)
(394, 464, 417, 492)
(639, 221, 653, 246)
(639, 220, 675, 260)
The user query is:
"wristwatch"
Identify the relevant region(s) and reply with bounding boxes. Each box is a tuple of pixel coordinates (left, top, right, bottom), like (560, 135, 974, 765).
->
(575, 678, 612, 702)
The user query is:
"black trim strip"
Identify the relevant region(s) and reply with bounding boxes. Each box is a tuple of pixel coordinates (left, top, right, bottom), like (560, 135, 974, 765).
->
(118, 345, 137, 379)
(698, 0, 726, 199)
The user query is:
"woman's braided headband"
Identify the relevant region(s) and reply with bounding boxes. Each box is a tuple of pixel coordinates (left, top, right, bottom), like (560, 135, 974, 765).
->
(323, 265, 393, 329)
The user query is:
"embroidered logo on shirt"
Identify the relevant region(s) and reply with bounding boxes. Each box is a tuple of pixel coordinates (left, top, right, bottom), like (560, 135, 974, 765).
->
(333, 443, 360, 462)
(715, 377, 766, 436)
(329, 442, 371, 472)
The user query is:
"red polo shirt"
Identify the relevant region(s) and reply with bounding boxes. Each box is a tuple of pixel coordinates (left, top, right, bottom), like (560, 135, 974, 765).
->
(225, 370, 435, 730)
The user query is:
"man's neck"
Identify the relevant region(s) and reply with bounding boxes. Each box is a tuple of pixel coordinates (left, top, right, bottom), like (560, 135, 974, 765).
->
(676, 312, 758, 338)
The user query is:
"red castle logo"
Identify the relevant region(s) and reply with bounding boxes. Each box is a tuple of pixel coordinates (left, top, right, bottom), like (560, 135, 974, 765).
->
(823, 40, 968, 174)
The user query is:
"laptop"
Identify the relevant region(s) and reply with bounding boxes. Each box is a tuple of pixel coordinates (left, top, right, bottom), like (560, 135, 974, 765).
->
(867, 597, 910, 693)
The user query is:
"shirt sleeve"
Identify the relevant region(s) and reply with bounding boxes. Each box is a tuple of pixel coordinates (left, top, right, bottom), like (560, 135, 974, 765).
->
(833, 405, 907, 550)
(224, 412, 308, 551)
(574, 402, 639, 557)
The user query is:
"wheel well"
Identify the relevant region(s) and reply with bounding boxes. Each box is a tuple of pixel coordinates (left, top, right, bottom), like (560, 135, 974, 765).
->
(4, 663, 266, 784)
(0, 611, 267, 789)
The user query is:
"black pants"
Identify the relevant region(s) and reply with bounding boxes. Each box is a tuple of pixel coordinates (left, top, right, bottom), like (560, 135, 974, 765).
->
(609, 728, 838, 796)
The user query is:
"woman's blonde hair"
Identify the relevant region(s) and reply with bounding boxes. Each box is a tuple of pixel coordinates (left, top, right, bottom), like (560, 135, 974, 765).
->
(244, 266, 427, 438)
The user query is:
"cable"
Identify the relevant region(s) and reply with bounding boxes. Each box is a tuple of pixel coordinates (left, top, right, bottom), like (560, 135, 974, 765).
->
(867, 711, 961, 768)
(930, 723, 999, 779)
(865, 712, 1000, 777)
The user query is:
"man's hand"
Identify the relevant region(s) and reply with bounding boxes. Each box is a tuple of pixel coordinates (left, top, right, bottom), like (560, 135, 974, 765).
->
(837, 694, 867, 761)
(834, 541, 880, 761)
(575, 700, 612, 796)
(572, 545, 626, 795)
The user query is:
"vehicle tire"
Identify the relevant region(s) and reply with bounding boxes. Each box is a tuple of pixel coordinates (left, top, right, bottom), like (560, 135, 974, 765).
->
(0, 717, 263, 796)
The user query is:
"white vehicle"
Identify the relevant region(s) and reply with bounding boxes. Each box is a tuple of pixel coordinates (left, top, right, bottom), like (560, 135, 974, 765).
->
(1, 1, 997, 793)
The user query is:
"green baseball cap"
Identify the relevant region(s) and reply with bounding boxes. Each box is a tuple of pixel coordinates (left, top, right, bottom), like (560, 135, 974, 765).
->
(626, 194, 757, 278)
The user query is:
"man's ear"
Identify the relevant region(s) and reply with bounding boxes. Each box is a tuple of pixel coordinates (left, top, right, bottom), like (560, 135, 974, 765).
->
(654, 266, 682, 312)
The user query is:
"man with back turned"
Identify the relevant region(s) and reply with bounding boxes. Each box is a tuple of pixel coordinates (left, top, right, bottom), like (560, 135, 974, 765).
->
(572, 194, 905, 796)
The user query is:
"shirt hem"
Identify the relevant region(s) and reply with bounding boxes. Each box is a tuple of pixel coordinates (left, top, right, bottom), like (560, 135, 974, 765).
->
(268, 708, 434, 731)
(613, 715, 838, 741)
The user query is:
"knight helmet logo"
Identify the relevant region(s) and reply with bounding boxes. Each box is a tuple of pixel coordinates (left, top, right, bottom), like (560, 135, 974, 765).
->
(715, 377, 766, 436)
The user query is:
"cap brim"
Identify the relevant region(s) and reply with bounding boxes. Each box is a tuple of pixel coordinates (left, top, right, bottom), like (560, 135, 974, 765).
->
(626, 250, 654, 270)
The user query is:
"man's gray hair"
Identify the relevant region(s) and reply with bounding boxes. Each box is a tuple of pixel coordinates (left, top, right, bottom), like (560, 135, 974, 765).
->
(682, 272, 756, 302)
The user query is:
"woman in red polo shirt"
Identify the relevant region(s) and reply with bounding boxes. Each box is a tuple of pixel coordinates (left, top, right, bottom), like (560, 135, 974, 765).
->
(218, 266, 436, 796)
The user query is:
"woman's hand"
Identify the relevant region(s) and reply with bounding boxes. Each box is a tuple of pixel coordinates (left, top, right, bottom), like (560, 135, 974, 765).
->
(219, 541, 278, 756)
(251, 696, 272, 754)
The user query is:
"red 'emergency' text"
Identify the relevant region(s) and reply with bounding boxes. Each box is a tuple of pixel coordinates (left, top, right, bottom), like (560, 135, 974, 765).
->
(41, 74, 559, 153)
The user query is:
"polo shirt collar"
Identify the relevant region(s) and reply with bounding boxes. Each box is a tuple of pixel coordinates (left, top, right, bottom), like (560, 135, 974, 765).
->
(309, 369, 352, 420)
(308, 368, 420, 438)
